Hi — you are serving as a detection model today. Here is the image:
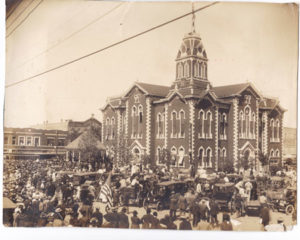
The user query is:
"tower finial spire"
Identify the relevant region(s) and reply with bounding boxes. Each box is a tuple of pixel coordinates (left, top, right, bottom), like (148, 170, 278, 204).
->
(192, 2, 195, 33)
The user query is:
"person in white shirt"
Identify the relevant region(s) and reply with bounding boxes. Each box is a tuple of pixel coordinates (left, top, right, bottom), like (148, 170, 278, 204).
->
(245, 181, 253, 201)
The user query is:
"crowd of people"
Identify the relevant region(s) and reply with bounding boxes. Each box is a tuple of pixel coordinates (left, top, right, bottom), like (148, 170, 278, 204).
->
(3, 157, 297, 231)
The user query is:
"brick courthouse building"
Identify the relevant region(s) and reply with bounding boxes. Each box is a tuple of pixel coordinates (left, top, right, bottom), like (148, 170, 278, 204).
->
(102, 29, 285, 173)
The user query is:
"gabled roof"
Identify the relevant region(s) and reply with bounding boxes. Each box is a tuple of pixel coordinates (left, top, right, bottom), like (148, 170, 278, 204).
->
(212, 83, 249, 98)
(259, 97, 286, 112)
(124, 82, 170, 98)
(212, 82, 262, 99)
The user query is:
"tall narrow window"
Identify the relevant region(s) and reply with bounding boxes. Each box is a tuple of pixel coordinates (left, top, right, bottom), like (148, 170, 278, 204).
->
(199, 110, 204, 138)
(26, 136, 32, 146)
(171, 111, 177, 137)
(206, 148, 211, 168)
(111, 117, 115, 139)
(275, 149, 280, 157)
(171, 147, 177, 166)
(184, 62, 189, 77)
(106, 118, 110, 140)
(245, 107, 250, 138)
(206, 111, 212, 138)
(198, 148, 204, 167)
(178, 147, 185, 167)
(161, 113, 165, 137)
(270, 119, 274, 141)
(276, 119, 280, 142)
(138, 105, 143, 136)
(194, 62, 199, 77)
(270, 149, 274, 158)
(179, 110, 185, 137)
(252, 113, 256, 138)
(201, 62, 206, 78)
(177, 64, 183, 78)
(157, 113, 162, 137)
(132, 106, 137, 137)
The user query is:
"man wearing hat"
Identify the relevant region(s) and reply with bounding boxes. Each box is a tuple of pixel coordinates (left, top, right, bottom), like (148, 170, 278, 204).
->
(169, 192, 178, 220)
(91, 208, 103, 227)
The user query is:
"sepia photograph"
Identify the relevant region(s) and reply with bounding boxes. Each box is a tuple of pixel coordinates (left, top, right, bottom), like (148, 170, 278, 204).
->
(2, 0, 298, 233)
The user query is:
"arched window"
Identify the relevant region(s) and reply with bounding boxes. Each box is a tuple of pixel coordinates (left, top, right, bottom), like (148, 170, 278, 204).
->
(199, 110, 204, 138)
(177, 64, 183, 78)
(132, 106, 137, 137)
(206, 111, 212, 138)
(239, 111, 244, 138)
(222, 148, 226, 170)
(194, 62, 199, 77)
(138, 105, 143, 136)
(179, 110, 185, 138)
(270, 119, 274, 141)
(157, 113, 162, 137)
(275, 149, 280, 157)
(198, 147, 204, 167)
(201, 62, 206, 78)
(184, 62, 190, 77)
(106, 117, 110, 140)
(111, 117, 115, 139)
(245, 107, 250, 138)
(276, 119, 280, 141)
(171, 111, 177, 138)
(206, 148, 212, 168)
(270, 149, 274, 158)
(178, 147, 185, 167)
(252, 113, 256, 138)
(221, 113, 227, 139)
(170, 147, 177, 166)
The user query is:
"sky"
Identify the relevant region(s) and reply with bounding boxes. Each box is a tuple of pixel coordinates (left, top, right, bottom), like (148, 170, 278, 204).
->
(4, 0, 299, 128)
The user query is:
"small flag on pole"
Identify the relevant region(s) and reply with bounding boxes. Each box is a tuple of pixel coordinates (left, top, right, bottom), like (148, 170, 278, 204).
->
(99, 172, 113, 209)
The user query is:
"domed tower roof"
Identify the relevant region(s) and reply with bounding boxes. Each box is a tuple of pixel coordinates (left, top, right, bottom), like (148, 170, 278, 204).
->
(176, 32, 207, 60)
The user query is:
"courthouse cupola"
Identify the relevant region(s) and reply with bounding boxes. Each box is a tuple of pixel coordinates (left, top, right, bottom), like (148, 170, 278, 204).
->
(173, 6, 210, 91)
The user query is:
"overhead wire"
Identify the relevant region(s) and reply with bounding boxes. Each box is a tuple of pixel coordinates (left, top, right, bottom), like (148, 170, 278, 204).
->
(6, 1, 125, 75)
(5, 1, 219, 88)
(6, 0, 23, 21)
(6, 0, 43, 38)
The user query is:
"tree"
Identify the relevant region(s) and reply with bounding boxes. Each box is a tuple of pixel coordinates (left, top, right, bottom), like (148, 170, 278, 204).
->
(78, 128, 104, 166)
(258, 152, 269, 174)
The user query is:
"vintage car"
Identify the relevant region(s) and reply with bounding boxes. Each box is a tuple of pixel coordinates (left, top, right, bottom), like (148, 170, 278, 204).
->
(143, 180, 188, 210)
(267, 186, 296, 214)
(212, 182, 235, 211)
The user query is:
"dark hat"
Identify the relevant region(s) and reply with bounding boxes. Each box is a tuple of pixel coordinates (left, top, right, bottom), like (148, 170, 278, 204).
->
(277, 217, 284, 223)
(133, 210, 138, 215)
(121, 207, 127, 213)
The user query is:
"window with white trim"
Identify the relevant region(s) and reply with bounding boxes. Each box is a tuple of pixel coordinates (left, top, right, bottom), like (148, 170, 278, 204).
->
(170, 147, 177, 166)
(179, 110, 185, 138)
(106, 117, 110, 140)
(252, 112, 256, 139)
(178, 147, 185, 167)
(270, 149, 274, 158)
(220, 113, 227, 140)
(26, 136, 32, 146)
(270, 118, 274, 142)
(171, 111, 177, 138)
(206, 111, 212, 138)
(239, 111, 244, 138)
(184, 62, 190, 78)
(198, 110, 205, 138)
(132, 106, 137, 138)
(275, 149, 280, 157)
(206, 148, 212, 168)
(276, 119, 280, 142)
(138, 105, 143, 138)
(198, 147, 204, 168)
(245, 107, 250, 138)
(19, 136, 25, 145)
(194, 62, 199, 77)
(111, 117, 115, 139)
(177, 64, 183, 78)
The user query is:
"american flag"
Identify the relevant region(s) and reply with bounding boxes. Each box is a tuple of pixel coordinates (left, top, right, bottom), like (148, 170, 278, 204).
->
(99, 172, 113, 208)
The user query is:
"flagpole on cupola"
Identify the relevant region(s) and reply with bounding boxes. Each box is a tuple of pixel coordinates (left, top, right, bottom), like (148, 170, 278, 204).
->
(192, 2, 196, 33)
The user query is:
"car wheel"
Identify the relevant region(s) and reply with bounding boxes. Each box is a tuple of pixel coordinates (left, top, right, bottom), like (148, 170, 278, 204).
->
(285, 204, 294, 215)
(143, 199, 149, 209)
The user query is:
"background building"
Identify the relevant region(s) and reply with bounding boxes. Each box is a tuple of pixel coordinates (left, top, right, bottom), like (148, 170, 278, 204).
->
(3, 128, 67, 160)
